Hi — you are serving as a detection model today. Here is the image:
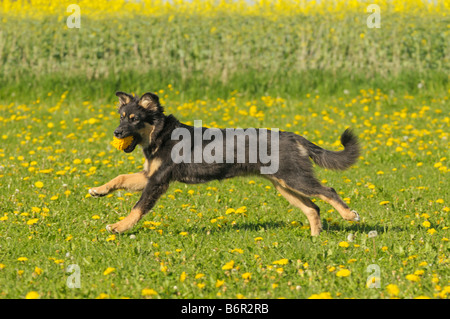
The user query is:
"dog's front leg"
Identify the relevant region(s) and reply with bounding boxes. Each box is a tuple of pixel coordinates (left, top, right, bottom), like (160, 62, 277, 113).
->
(89, 172, 147, 197)
(106, 181, 169, 233)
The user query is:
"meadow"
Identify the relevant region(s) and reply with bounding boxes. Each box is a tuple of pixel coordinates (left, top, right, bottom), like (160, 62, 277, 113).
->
(0, 0, 449, 299)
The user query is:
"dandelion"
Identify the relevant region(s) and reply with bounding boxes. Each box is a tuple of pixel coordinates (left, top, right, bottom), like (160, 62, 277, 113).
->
(17, 257, 28, 262)
(406, 274, 420, 282)
(272, 258, 288, 265)
(368, 230, 378, 238)
(34, 267, 43, 275)
(242, 272, 252, 280)
(26, 218, 39, 225)
(111, 136, 134, 151)
(141, 288, 157, 297)
(34, 181, 44, 188)
(215, 279, 225, 288)
(336, 269, 351, 277)
(225, 208, 235, 214)
(222, 260, 234, 270)
(103, 267, 115, 276)
(338, 241, 350, 248)
(386, 284, 399, 297)
(25, 291, 40, 299)
(308, 292, 332, 299)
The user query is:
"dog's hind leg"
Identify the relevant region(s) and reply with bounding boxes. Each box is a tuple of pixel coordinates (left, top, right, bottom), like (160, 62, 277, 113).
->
(315, 186, 360, 222)
(272, 181, 322, 236)
(270, 175, 359, 224)
(89, 172, 147, 197)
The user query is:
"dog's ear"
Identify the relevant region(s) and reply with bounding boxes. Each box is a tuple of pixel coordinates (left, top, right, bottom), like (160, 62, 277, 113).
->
(138, 92, 161, 111)
(115, 92, 134, 106)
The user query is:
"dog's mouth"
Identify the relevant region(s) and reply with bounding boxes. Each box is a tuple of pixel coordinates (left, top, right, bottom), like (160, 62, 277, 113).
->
(123, 135, 140, 153)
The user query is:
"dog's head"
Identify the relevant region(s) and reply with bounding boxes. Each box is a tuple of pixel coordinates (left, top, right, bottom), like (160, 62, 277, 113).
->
(114, 91, 165, 153)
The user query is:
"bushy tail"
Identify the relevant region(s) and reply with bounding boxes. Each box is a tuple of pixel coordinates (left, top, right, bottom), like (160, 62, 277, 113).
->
(300, 129, 360, 170)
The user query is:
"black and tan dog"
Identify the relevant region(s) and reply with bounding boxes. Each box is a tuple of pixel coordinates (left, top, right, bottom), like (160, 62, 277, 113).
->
(89, 92, 361, 236)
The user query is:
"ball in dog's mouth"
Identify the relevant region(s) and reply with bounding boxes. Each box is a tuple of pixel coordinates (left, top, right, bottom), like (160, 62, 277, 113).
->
(111, 136, 134, 151)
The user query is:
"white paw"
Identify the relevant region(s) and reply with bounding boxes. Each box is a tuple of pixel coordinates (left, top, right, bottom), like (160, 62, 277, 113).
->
(89, 188, 106, 197)
(351, 210, 360, 222)
(88, 188, 97, 196)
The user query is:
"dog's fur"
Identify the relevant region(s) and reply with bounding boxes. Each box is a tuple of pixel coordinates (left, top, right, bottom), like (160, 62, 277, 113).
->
(89, 92, 361, 236)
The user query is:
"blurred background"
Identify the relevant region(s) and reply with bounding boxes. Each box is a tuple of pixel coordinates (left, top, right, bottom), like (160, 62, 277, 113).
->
(0, 0, 448, 103)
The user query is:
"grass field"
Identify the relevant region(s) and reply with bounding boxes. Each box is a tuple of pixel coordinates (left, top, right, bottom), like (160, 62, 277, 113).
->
(0, 0, 449, 299)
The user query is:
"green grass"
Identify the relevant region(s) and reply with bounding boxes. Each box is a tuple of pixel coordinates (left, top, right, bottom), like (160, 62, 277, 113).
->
(0, 87, 448, 299)
(0, 13, 448, 103)
(0, 8, 448, 299)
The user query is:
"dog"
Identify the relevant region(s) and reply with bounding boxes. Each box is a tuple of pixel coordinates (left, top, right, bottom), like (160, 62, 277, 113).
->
(89, 91, 361, 236)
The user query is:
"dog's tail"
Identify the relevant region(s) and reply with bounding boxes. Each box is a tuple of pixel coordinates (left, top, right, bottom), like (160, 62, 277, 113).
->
(298, 129, 360, 170)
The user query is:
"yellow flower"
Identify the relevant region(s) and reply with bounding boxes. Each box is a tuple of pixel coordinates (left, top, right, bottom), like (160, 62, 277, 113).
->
(309, 292, 332, 299)
(111, 136, 134, 151)
(216, 279, 225, 288)
(34, 267, 43, 275)
(225, 208, 235, 214)
(222, 260, 234, 270)
(34, 181, 44, 188)
(106, 234, 116, 242)
(103, 267, 116, 275)
(422, 221, 431, 228)
(338, 241, 349, 248)
(386, 284, 399, 296)
(180, 272, 187, 282)
(336, 269, 351, 277)
(272, 258, 288, 265)
(242, 272, 252, 280)
(141, 288, 157, 296)
(17, 257, 28, 262)
(26, 218, 39, 225)
(25, 291, 40, 299)
(379, 201, 390, 205)
(406, 274, 420, 282)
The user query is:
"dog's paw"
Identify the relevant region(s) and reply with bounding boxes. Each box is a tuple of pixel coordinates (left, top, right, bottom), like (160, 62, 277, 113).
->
(106, 221, 133, 234)
(89, 187, 107, 197)
(351, 210, 360, 222)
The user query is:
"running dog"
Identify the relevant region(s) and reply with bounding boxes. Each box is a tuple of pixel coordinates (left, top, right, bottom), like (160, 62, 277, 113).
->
(89, 92, 361, 236)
